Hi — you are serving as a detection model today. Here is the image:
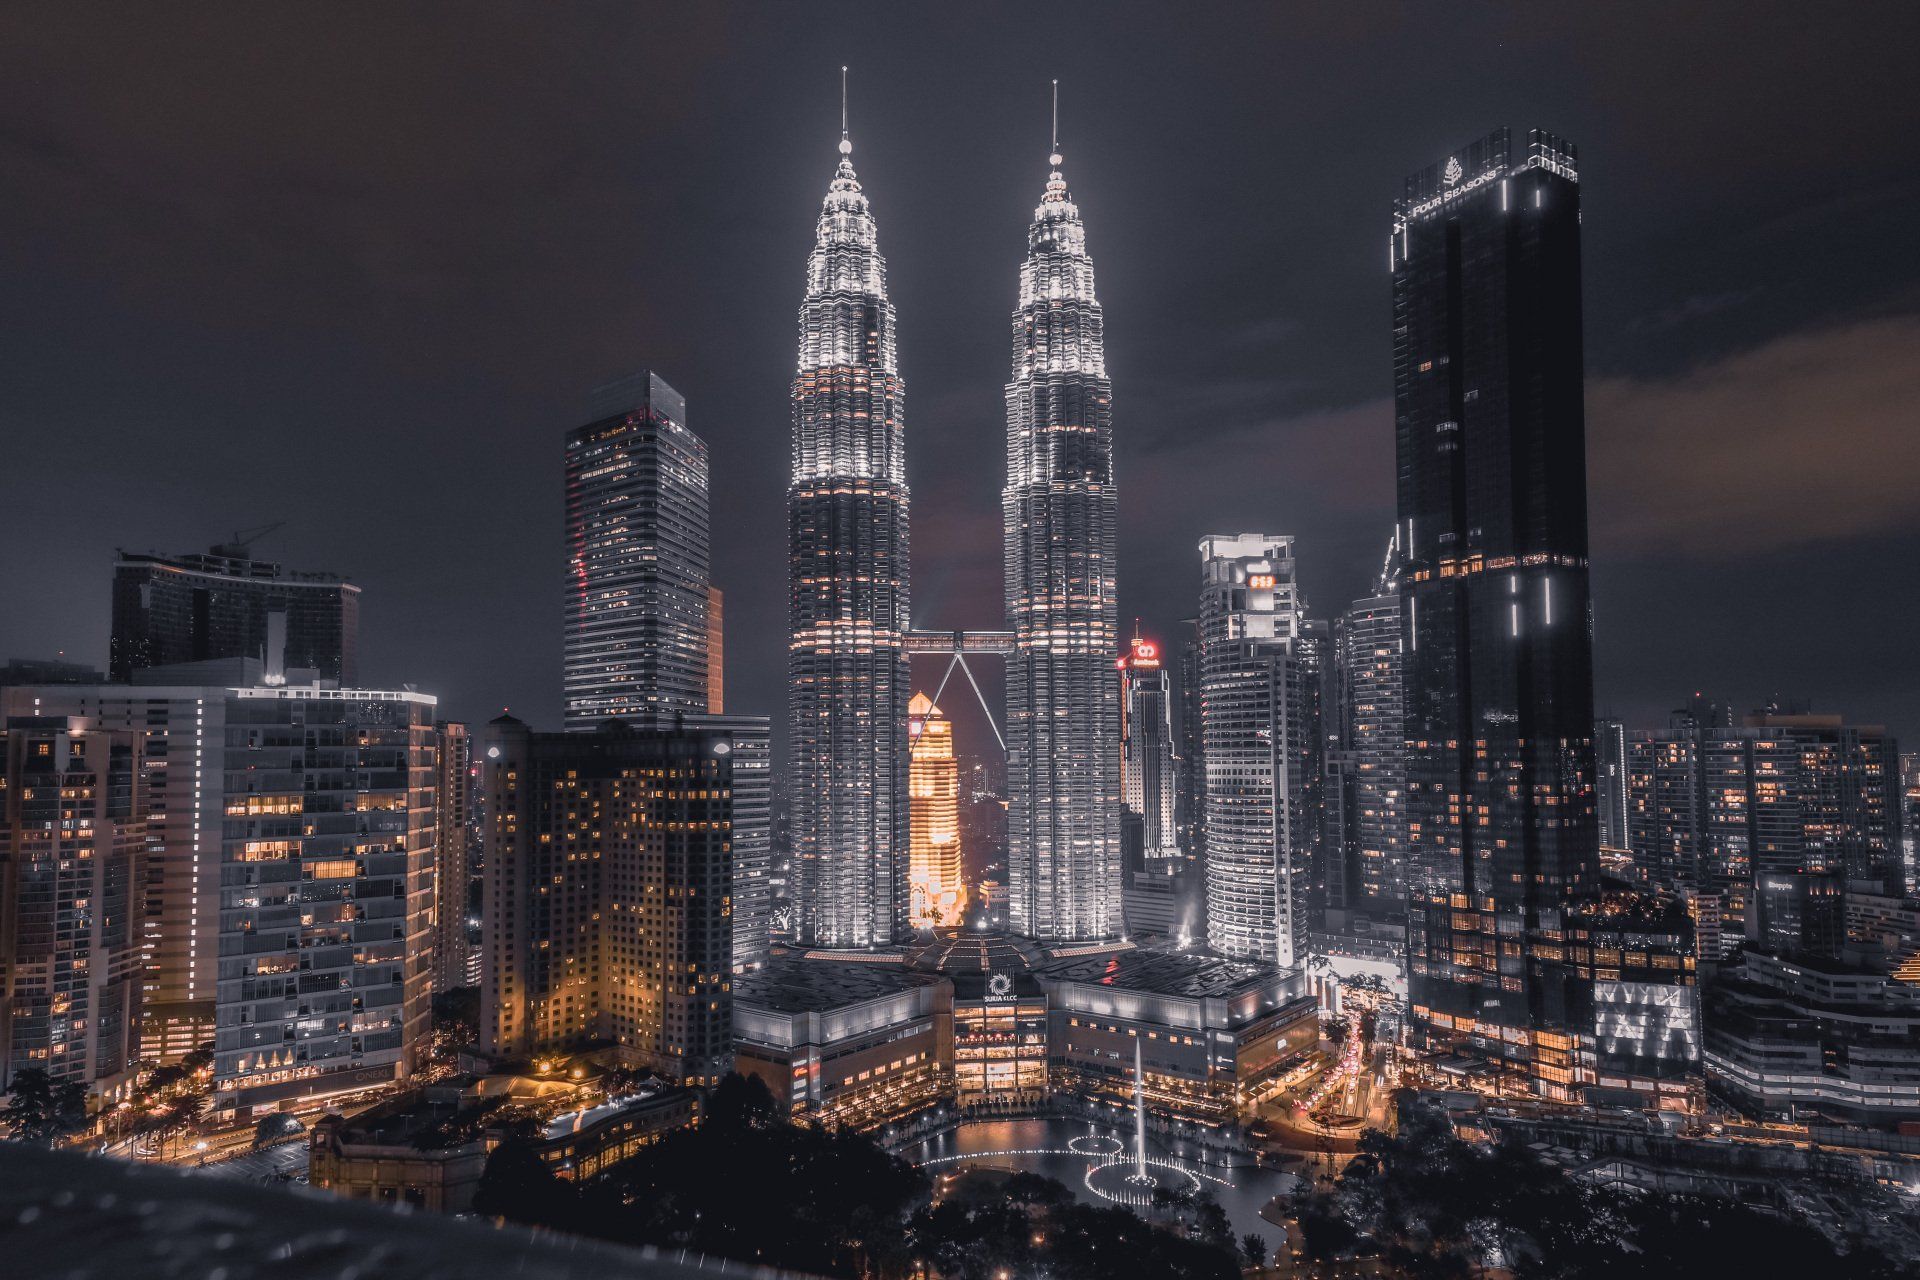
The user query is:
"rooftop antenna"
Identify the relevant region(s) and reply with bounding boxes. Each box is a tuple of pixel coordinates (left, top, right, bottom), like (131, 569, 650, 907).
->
(1051, 79, 1060, 161)
(839, 65, 850, 155)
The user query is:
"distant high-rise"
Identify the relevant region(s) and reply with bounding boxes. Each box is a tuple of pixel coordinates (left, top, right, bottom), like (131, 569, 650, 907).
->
(1626, 706, 1902, 955)
(0, 717, 144, 1091)
(786, 117, 912, 950)
(907, 693, 966, 929)
(1595, 718, 1630, 852)
(1176, 618, 1204, 858)
(1394, 128, 1600, 1099)
(480, 716, 739, 1084)
(564, 371, 712, 730)
(111, 545, 358, 684)
(1332, 550, 1407, 919)
(1003, 135, 1121, 942)
(1119, 631, 1178, 858)
(433, 721, 475, 995)
(1198, 534, 1315, 968)
(705, 586, 725, 713)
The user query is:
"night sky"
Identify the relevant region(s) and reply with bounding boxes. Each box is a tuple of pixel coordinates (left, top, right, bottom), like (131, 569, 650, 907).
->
(6, 3, 1919, 760)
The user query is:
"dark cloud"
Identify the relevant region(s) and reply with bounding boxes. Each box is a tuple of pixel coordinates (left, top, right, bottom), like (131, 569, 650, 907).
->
(1, 1, 1917, 752)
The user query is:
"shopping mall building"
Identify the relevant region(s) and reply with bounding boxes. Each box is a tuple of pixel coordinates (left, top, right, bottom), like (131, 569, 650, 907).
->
(732, 934, 1318, 1132)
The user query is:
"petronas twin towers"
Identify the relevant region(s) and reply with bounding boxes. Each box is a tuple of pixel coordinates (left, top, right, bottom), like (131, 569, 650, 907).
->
(789, 93, 1120, 949)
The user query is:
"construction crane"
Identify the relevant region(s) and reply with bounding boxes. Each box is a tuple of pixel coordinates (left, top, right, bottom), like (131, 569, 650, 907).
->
(211, 521, 286, 559)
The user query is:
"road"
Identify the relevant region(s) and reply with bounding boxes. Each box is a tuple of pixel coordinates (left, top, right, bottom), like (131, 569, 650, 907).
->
(190, 1138, 310, 1184)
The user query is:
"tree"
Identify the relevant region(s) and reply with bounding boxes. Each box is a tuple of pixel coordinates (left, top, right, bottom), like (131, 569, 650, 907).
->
(702, 1070, 778, 1131)
(2, 1068, 90, 1145)
(1241, 1231, 1269, 1269)
(473, 1135, 576, 1228)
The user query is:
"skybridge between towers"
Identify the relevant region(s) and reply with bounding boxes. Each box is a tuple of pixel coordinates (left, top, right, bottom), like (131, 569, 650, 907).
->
(906, 628, 1013, 753)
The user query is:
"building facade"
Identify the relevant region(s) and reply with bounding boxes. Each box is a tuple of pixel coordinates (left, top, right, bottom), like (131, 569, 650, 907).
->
(432, 721, 475, 995)
(210, 682, 437, 1113)
(480, 716, 740, 1084)
(787, 128, 912, 950)
(111, 546, 358, 684)
(1624, 709, 1902, 955)
(1332, 569, 1406, 921)
(1003, 144, 1122, 943)
(1119, 631, 1179, 858)
(0, 717, 145, 1092)
(1198, 534, 1316, 969)
(1595, 718, 1630, 853)
(1393, 129, 1602, 1100)
(907, 694, 966, 929)
(563, 372, 712, 730)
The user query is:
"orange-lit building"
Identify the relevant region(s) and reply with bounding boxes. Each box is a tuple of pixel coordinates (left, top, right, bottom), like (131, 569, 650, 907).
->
(908, 693, 966, 928)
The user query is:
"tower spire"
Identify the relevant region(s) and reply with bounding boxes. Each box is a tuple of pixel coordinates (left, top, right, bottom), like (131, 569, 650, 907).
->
(840, 65, 850, 154)
(1050, 79, 1060, 161)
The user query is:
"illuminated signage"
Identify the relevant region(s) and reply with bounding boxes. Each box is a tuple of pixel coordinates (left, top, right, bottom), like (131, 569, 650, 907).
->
(1123, 638, 1161, 670)
(1443, 155, 1463, 186)
(1247, 574, 1276, 590)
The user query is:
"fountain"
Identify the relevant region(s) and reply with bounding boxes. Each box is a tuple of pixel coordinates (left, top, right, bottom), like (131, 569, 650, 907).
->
(1126, 1039, 1155, 1187)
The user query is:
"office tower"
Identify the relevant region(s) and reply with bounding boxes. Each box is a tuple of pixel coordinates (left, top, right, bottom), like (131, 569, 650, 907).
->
(1394, 129, 1599, 1098)
(1904, 752, 1919, 894)
(563, 372, 712, 730)
(1118, 631, 1178, 858)
(110, 545, 358, 684)
(1198, 534, 1315, 969)
(432, 721, 474, 995)
(705, 587, 725, 713)
(1332, 560, 1407, 920)
(693, 712, 773, 973)
(1595, 719, 1630, 852)
(6, 664, 439, 1101)
(787, 119, 911, 950)
(1626, 706, 1903, 956)
(907, 693, 966, 929)
(0, 718, 144, 1091)
(1176, 619, 1203, 857)
(1003, 137, 1121, 942)
(479, 716, 739, 1084)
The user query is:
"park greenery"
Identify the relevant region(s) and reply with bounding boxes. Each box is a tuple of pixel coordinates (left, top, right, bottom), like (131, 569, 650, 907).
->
(1291, 1096, 1907, 1279)
(472, 1072, 1245, 1279)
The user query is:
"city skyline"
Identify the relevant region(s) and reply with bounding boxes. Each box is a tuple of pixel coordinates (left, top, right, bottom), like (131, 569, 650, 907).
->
(7, 5, 1918, 757)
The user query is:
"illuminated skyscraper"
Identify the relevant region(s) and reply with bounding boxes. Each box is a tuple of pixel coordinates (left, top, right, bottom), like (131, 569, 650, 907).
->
(787, 110, 911, 948)
(1198, 534, 1314, 968)
(563, 371, 711, 730)
(1394, 129, 1601, 1098)
(908, 693, 965, 929)
(1003, 126, 1121, 942)
(1119, 631, 1177, 858)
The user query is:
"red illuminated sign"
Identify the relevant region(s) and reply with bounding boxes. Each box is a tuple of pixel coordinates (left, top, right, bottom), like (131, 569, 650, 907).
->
(1247, 573, 1276, 590)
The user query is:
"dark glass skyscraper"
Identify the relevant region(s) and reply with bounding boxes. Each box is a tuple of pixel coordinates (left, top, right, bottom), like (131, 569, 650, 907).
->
(1003, 142, 1121, 942)
(1395, 129, 1600, 1097)
(111, 546, 358, 683)
(787, 127, 911, 948)
(563, 372, 711, 730)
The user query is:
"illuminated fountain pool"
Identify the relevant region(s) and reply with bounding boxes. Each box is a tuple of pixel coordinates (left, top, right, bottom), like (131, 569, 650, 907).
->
(902, 1117, 1294, 1246)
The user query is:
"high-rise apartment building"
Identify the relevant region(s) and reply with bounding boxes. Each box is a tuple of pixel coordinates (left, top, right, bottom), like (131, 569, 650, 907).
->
(1394, 129, 1601, 1099)
(1198, 534, 1315, 969)
(1003, 141, 1121, 943)
(111, 546, 358, 684)
(5, 665, 439, 1105)
(1119, 632, 1178, 858)
(0, 717, 145, 1091)
(479, 716, 740, 1084)
(907, 693, 966, 929)
(564, 371, 712, 730)
(787, 124, 911, 950)
(432, 720, 475, 995)
(1625, 706, 1903, 956)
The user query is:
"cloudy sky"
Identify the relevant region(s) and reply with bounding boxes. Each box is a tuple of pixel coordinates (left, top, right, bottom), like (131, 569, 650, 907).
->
(5, 2, 1918, 758)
